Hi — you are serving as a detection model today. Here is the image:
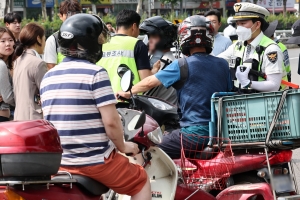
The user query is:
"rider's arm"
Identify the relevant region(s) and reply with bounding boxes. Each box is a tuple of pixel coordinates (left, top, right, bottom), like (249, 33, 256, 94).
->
(118, 60, 181, 97)
(134, 40, 152, 80)
(99, 104, 126, 151)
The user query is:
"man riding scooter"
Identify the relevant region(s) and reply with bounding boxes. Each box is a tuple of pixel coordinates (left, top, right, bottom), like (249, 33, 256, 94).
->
(139, 16, 178, 105)
(40, 14, 151, 200)
(117, 15, 232, 159)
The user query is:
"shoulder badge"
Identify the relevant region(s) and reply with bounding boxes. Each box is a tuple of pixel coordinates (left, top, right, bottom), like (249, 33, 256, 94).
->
(267, 51, 278, 64)
(234, 4, 242, 12)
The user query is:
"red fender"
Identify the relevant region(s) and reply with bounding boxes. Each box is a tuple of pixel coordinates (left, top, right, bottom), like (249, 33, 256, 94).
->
(216, 183, 274, 200)
(175, 185, 216, 200)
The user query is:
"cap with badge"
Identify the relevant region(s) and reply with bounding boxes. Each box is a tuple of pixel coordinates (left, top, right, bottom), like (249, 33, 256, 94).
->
(232, 2, 270, 21)
(286, 19, 300, 44)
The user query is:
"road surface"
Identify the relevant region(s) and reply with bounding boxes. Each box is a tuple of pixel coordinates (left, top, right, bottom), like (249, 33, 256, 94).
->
(284, 48, 300, 190)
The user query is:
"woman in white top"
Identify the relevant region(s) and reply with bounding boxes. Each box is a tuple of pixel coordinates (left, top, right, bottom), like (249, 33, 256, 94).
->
(0, 28, 15, 122)
(13, 23, 47, 120)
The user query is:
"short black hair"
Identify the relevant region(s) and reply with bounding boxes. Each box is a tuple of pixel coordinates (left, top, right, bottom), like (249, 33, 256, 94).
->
(106, 22, 112, 25)
(196, 11, 205, 16)
(116, 9, 141, 29)
(4, 12, 22, 24)
(251, 18, 268, 31)
(204, 9, 221, 23)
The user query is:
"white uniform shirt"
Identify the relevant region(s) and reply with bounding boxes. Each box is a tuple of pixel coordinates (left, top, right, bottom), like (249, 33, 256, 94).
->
(43, 35, 58, 64)
(218, 31, 283, 75)
(223, 25, 237, 38)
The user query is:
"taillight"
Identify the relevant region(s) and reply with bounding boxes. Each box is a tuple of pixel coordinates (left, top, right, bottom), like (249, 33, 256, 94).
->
(266, 150, 293, 165)
(4, 189, 25, 200)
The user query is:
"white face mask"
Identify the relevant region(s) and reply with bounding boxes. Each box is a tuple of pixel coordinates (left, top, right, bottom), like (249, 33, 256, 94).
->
(236, 23, 257, 41)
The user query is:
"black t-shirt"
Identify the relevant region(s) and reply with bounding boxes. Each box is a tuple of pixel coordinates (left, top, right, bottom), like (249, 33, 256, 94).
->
(115, 34, 151, 71)
(134, 40, 151, 70)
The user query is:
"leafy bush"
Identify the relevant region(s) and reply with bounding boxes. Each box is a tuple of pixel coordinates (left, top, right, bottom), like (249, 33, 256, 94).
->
(0, 11, 296, 38)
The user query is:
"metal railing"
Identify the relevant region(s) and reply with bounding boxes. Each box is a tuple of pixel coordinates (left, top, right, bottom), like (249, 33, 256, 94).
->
(274, 30, 293, 42)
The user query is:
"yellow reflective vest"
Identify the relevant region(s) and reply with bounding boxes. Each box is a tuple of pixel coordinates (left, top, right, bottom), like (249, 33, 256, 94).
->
(96, 35, 141, 93)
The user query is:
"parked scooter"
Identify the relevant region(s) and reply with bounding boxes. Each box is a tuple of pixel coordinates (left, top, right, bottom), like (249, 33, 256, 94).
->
(116, 64, 300, 199)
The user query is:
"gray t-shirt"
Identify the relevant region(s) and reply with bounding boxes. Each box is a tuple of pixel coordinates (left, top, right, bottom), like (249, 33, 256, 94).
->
(145, 51, 178, 105)
(0, 60, 15, 110)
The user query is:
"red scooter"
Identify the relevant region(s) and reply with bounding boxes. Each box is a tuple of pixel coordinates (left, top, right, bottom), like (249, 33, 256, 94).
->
(0, 110, 275, 200)
(116, 65, 300, 199)
(0, 68, 280, 200)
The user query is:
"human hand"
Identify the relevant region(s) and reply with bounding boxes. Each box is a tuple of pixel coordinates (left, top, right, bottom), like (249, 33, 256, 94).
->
(119, 142, 139, 156)
(151, 60, 161, 74)
(116, 91, 131, 100)
(236, 66, 251, 88)
(0, 96, 3, 102)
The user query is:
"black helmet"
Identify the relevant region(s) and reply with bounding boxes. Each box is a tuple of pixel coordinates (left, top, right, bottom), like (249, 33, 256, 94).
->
(139, 16, 177, 50)
(178, 15, 214, 56)
(58, 13, 110, 63)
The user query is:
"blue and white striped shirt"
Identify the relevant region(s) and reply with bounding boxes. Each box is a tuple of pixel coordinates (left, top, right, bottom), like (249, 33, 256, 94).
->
(40, 57, 117, 166)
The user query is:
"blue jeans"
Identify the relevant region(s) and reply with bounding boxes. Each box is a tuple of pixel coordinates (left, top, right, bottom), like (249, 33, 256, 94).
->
(157, 128, 209, 159)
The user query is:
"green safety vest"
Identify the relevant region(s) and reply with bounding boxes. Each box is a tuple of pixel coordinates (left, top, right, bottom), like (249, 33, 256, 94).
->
(233, 35, 288, 90)
(53, 31, 66, 64)
(96, 35, 141, 93)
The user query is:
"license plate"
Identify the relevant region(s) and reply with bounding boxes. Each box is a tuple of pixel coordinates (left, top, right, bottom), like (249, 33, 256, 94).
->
(273, 175, 294, 193)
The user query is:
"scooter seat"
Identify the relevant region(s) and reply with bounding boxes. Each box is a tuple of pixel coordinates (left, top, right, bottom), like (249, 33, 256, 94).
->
(52, 175, 109, 195)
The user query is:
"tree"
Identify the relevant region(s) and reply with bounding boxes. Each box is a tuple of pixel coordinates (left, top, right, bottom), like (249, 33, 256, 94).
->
(160, 0, 179, 13)
(136, 0, 143, 15)
(283, 0, 287, 17)
(89, 0, 100, 14)
(41, 0, 48, 20)
(4, 0, 9, 15)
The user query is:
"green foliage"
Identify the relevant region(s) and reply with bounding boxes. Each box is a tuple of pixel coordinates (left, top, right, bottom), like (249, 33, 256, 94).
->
(0, 12, 296, 37)
(160, 0, 180, 6)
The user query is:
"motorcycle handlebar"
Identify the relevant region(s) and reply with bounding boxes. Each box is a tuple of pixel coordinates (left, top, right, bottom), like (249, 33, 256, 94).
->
(117, 95, 132, 102)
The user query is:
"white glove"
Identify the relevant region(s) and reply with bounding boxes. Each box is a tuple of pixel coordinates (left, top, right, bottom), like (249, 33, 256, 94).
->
(236, 66, 251, 88)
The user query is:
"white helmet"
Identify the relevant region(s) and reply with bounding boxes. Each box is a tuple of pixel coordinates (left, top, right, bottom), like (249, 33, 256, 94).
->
(227, 17, 234, 25)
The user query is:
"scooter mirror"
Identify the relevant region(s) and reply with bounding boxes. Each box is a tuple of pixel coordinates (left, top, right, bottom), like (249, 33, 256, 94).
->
(134, 111, 146, 130)
(120, 70, 133, 92)
(117, 64, 130, 78)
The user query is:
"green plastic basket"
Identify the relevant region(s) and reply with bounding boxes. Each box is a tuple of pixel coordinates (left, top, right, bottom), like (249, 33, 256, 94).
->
(213, 89, 300, 144)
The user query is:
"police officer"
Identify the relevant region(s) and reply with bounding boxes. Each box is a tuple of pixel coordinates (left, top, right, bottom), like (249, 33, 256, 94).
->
(264, 20, 291, 86)
(223, 16, 238, 41)
(139, 16, 178, 105)
(218, 2, 284, 92)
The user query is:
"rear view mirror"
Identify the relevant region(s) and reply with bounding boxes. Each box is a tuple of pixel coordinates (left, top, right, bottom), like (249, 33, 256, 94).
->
(120, 70, 133, 92)
(117, 64, 131, 78)
(134, 111, 146, 130)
